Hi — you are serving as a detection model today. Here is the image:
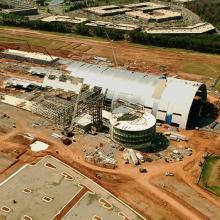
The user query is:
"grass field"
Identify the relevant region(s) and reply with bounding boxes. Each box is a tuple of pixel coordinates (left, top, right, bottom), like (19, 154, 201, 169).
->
(180, 61, 220, 90)
(199, 156, 220, 196)
(0, 33, 66, 50)
(180, 61, 220, 79)
(0, 25, 220, 90)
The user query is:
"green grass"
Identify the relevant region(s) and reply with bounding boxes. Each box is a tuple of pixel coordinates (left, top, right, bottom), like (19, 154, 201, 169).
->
(180, 61, 220, 78)
(215, 77, 220, 91)
(0, 32, 67, 49)
(207, 186, 220, 196)
(180, 61, 220, 91)
(199, 156, 220, 197)
(0, 25, 108, 42)
(0, 25, 220, 91)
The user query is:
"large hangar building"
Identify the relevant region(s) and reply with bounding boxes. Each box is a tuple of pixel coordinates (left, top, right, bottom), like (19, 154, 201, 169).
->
(66, 61, 207, 129)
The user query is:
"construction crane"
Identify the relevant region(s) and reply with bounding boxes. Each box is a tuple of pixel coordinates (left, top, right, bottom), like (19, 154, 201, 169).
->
(68, 78, 84, 132)
(104, 30, 117, 67)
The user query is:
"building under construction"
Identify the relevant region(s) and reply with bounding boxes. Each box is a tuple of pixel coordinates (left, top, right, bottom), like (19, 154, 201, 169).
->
(31, 84, 103, 129)
(110, 106, 156, 149)
(66, 61, 207, 129)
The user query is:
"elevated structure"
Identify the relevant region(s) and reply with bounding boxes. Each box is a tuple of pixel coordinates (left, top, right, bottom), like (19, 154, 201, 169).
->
(4, 78, 41, 90)
(144, 22, 216, 34)
(0, 50, 59, 65)
(42, 72, 83, 93)
(2, 7, 38, 16)
(66, 61, 207, 129)
(110, 107, 156, 149)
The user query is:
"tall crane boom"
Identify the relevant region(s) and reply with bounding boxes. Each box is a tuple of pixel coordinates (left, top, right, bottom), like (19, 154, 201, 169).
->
(69, 79, 84, 131)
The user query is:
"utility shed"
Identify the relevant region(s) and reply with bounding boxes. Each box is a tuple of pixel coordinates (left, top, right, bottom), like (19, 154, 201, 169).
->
(66, 61, 207, 129)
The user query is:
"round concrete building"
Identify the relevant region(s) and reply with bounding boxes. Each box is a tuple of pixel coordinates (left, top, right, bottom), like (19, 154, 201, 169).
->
(110, 107, 156, 149)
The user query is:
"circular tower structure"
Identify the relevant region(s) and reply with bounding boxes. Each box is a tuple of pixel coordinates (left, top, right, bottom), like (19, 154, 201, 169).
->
(110, 109, 156, 149)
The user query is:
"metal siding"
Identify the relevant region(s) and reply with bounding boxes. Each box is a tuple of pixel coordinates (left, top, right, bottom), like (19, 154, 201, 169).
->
(66, 61, 206, 129)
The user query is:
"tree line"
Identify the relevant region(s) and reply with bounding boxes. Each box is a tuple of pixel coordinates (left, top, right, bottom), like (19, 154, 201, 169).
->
(186, 0, 220, 29)
(129, 31, 220, 54)
(0, 13, 71, 33)
(0, 13, 220, 54)
(64, 0, 98, 12)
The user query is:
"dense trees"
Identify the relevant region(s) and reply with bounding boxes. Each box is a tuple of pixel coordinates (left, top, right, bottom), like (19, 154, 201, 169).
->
(186, 0, 220, 29)
(129, 31, 220, 54)
(0, 3, 12, 9)
(0, 14, 71, 33)
(1, 13, 220, 54)
(64, 0, 99, 12)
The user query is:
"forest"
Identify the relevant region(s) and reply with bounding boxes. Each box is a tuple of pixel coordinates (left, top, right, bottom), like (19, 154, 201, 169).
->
(186, 0, 220, 29)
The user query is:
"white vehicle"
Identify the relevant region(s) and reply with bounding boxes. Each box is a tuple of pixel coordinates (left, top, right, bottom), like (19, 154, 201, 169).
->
(165, 172, 174, 176)
(136, 152, 145, 163)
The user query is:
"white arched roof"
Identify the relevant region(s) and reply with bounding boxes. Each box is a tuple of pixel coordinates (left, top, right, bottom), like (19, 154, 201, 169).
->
(66, 61, 207, 129)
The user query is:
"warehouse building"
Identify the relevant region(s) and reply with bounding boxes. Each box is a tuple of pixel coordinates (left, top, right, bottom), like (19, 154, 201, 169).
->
(85, 21, 140, 32)
(66, 61, 207, 129)
(123, 2, 169, 11)
(85, 5, 131, 16)
(0, 49, 59, 65)
(2, 7, 38, 16)
(144, 22, 216, 34)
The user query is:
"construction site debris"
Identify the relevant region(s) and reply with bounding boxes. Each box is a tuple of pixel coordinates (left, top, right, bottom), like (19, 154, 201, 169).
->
(85, 146, 117, 169)
(165, 172, 174, 176)
(136, 152, 145, 163)
(23, 133, 35, 142)
(164, 132, 189, 141)
(128, 149, 139, 165)
(164, 147, 193, 163)
(51, 132, 63, 139)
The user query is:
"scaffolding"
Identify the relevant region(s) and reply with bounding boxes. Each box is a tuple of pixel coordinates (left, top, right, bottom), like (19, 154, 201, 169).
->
(90, 97, 103, 131)
(31, 85, 103, 130)
(31, 96, 74, 129)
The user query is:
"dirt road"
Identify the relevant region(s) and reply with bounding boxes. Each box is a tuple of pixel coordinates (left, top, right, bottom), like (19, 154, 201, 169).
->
(0, 102, 219, 220)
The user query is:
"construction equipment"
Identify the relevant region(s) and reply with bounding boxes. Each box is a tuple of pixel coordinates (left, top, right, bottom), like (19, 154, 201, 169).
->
(165, 172, 174, 176)
(89, 126, 98, 135)
(69, 78, 84, 132)
(139, 167, 147, 173)
(128, 149, 139, 165)
(136, 152, 145, 163)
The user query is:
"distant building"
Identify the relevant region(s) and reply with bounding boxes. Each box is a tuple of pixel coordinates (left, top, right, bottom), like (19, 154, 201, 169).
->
(124, 2, 169, 11)
(85, 21, 140, 32)
(144, 22, 217, 34)
(126, 9, 182, 22)
(0, 49, 59, 65)
(41, 16, 88, 25)
(85, 5, 131, 16)
(2, 7, 38, 16)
